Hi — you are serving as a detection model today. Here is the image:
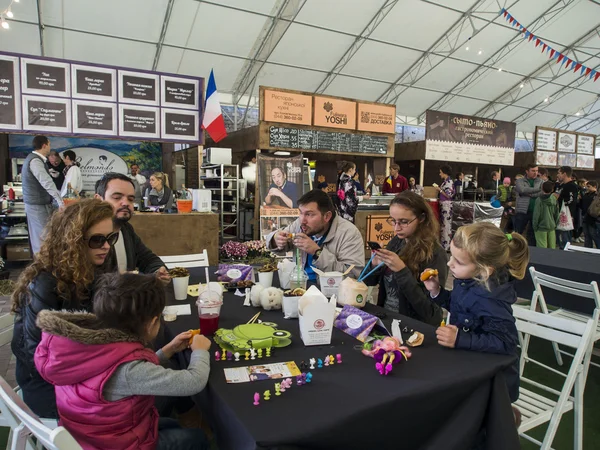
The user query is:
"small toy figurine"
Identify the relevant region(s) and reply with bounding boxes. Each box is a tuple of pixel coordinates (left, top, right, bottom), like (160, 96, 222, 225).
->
(309, 358, 316, 369)
(306, 372, 313, 383)
(279, 381, 286, 393)
(253, 392, 260, 406)
(226, 351, 233, 361)
(324, 356, 329, 367)
(336, 353, 342, 364)
(258, 348, 263, 359)
(300, 360, 307, 371)
(264, 390, 271, 401)
(362, 336, 412, 376)
(245, 351, 250, 361)
(275, 383, 281, 396)
(317, 358, 323, 368)
(221, 350, 227, 361)
(329, 355, 335, 365)
(215, 351, 220, 362)
(301, 373, 307, 384)
(266, 347, 271, 357)
(283, 378, 292, 389)
(234, 352, 240, 362)
(250, 348, 256, 360)
(296, 375, 304, 386)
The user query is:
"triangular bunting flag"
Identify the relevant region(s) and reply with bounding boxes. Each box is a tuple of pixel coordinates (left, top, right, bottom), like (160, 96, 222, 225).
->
(528, 34, 534, 42)
(525, 31, 530, 38)
(594, 72, 600, 82)
(571, 61, 578, 71)
(519, 25, 524, 30)
(565, 58, 572, 67)
(580, 66, 586, 75)
(557, 54, 564, 63)
(585, 67, 592, 76)
(550, 49, 555, 58)
(503, 10, 508, 17)
(542, 43, 547, 52)
(535, 39, 541, 47)
(590, 70, 597, 80)
(509, 17, 514, 24)
(516, 22, 520, 27)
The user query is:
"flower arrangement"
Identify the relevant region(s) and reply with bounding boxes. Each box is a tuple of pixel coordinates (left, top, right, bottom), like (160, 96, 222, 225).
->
(220, 241, 248, 260)
(243, 240, 268, 257)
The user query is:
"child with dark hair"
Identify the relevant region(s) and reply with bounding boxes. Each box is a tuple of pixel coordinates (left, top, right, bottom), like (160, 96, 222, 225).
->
(533, 181, 560, 249)
(35, 273, 211, 450)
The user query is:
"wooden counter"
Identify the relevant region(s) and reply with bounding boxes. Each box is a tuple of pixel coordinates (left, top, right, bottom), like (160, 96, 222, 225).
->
(129, 212, 219, 264)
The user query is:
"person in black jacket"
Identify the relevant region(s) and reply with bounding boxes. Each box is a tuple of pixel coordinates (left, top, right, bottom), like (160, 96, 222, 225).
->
(581, 180, 600, 248)
(46, 149, 65, 191)
(11, 199, 117, 418)
(95, 173, 170, 282)
(554, 166, 579, 249)
(363, 191, 448, 326)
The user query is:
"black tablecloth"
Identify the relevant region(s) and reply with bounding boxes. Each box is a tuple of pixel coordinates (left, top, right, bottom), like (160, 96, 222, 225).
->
(515, 246, 600, 315)
(162, 268, 519, 450)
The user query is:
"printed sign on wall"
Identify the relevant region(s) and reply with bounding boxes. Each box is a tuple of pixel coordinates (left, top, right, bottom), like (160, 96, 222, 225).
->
(119, 105, 160, 139)
(21, 58, 70, 97)
(22, 95, 71, 133)
(118, 70, 159, 106)
(313, 96, 356, 130)
(72, 100, 117, 136)
(71, 65, 117, 101)
(263, 89, 312, 126)
(0, 55, 20, 130)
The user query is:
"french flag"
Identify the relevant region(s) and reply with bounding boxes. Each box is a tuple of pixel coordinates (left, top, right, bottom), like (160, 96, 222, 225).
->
(202, 69, 227, 143)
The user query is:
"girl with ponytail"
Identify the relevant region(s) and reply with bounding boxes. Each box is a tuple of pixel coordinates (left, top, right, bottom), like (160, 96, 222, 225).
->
(421, 222, 529, 404)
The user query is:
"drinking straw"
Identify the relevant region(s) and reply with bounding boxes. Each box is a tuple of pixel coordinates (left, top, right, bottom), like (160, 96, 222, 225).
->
(296, 247, 301, 286)
(358, 253, 376, 281)
(357, 262, 385, 283)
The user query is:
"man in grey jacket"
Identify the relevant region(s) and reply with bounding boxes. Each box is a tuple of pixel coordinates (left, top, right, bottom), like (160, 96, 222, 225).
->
(22, 136, 64, 253)
(267, 189, 364, 280)
(514, 164, 543, 246)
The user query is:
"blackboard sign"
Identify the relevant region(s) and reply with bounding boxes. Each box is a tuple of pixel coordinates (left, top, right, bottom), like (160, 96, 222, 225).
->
(162, 109, 199, 141)
(73, 65, 116, 101)
(73, 101, 116, 135)
(119, 105, 159, 138)
(22, 59, 70, 96)
(161, 76, 198, 109)
(0, 56, 19, 128)
(23, 96, 71, 133)
(268, 126, 388, 154)
(119, 71, 159, 105)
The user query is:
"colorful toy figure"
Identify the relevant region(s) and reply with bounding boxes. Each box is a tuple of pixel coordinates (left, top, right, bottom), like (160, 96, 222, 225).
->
(221, 350, 227, 361)
(215, 351, 220, 362)
(250, 348, 256, 360)
(306, 372, 313, 383)
(234, 352, 240, 362)
(324, 356, 329, 367)
(226, 351, 233, 361)
(253, 392, 260, 406)
(329, 355, 335, 365)
(296, 375, 304, 386)
(245, 351, 250, 361)
(283, 378, 292, 389)
(266, 347, 271, 357)
(362, 337, 412, 376)
(279, 382, 286, 393)
(264, 390, 271, 401)
(309, 358, 316, 369)
(336, 353, 342, 364)
(257, 348, 263, 359)
(275, 383, 281, 396)
(317, 358, 323, 368)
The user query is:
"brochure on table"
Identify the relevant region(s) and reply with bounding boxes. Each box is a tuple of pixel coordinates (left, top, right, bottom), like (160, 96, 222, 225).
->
(334, 305, 391, 342)
(224, 361, 301, 384)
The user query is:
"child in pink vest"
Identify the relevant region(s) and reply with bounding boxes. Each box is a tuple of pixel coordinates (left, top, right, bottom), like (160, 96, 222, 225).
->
(35, 272, 211, 450)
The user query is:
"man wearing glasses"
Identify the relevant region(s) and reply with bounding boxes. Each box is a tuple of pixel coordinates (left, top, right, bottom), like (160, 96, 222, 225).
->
(95, 173, 170, 283)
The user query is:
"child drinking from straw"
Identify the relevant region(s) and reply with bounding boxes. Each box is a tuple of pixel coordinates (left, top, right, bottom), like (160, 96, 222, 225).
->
(421, 222, 529, 403)
(35, 272, 211, 450)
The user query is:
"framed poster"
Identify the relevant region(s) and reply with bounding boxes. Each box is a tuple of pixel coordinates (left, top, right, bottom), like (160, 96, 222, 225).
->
(160, 75, 199, 110)
(22, 95, 71, 133)
(118, 104, 160, 139)
(71, 64, 117, 102)
(576, 154, 595, 169)
(0, 54, 21, 130)
(21, 58, 70, 97)
(161, 108, 199, 141)
(72, 100, 117, 136)
(557, 132, 576, 153)
(536, 151, 557, 167)
(118, 70, 159, 106)
(557, 152, 576, 167)
(576, 135, 594, 155)
(535, 128, 556, 151)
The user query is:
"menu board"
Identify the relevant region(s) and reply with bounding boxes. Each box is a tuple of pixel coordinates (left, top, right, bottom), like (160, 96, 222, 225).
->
(0, 55, 20, 129)
(558, 132, 576, 153)
(577, 155, 595, 169)
(0, 51, 204, 143)
(535, 128, 556, 151)
(576, 135, 594, 155)
(268, 125, 388, 154)
(22, 96, 71, 133)
(72, 65, 116, 101)
(72, 100, 116, 135)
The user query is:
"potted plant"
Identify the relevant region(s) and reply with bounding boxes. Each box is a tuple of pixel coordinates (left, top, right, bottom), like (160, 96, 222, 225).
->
(219, 241, 249, 263)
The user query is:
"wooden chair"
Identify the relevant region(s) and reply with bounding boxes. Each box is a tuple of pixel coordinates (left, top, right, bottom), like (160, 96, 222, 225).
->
(514, 307, 598, 450)
(0, 376, 81, 450)
(527, 266, 600, 370)
(564, 242, 600, 255)
(160, 250, 209, 269)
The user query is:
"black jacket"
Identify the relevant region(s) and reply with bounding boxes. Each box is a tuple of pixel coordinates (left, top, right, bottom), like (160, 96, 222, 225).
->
(364, 236, 448, 326)
(11, 272, 92, 418)
(581, 191, 598, 225)
(103, 222, 165, 274)
(555, 181, 579, 219)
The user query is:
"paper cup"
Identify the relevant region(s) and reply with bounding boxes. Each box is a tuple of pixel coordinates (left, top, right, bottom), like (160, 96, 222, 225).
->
(173, 275, 190, 301)
(282, 296, 299, 319)
(258, 271, 273, 288)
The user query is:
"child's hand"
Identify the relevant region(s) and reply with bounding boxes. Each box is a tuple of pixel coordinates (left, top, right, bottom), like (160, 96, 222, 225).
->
(191, 334, 211, 352)
(436, 325, 458, 348)
(161, 331, 192, 358)
(421, 269, 440, 296)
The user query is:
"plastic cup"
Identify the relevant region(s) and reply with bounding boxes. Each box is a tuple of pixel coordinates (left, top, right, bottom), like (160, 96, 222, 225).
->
(172, 275, 190, 301)
(197, 290, 223, 335)
(258, 271, 274, 288)
(289, 271, 308, 291)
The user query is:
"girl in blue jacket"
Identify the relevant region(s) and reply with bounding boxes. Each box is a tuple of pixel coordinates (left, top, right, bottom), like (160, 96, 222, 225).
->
(422, 222, 529, 403)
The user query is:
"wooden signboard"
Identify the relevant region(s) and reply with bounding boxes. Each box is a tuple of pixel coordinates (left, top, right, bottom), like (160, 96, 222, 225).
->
(534, 126, 596, 171)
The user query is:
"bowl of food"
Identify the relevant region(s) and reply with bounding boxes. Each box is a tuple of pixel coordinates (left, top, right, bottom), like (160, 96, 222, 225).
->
(257, 263, 277, 288)
(282, 287, 306, 319)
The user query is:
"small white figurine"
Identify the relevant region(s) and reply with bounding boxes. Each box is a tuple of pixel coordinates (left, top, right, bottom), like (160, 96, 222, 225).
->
(234, 352, 240, 362)
(250, 348, 256, 360)
(309, 358, 316, 370)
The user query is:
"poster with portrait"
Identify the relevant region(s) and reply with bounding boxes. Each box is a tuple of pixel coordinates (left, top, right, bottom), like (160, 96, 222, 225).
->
(258, 154, 303, 239)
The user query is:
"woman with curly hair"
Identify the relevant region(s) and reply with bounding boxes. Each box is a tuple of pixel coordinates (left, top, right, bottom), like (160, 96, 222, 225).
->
(11, 198, 117, 418)
(363, 191, 448, 325)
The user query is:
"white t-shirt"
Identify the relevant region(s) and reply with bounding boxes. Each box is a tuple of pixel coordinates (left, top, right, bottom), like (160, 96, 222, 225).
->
(114, 230, 128, 273)
(61, 165, 83, 196)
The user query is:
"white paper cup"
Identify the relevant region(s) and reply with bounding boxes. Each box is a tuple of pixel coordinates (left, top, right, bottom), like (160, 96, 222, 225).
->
(173, 275, 190, 300)
(282, 296, 299, 319)
(278, 269, 291, 290)
(258, 271, 273, 288)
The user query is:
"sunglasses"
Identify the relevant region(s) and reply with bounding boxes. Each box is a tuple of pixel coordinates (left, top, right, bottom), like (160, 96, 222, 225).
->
(85, 232, 119, 249)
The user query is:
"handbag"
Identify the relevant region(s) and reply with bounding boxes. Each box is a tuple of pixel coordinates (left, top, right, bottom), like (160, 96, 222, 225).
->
(557, 202, 574, 231)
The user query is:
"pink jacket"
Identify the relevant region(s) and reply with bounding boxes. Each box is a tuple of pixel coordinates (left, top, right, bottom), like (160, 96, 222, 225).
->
(34, 311, 159, 450)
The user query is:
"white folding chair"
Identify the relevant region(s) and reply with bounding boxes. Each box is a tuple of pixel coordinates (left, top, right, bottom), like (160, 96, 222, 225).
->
(160, 250, 209, 269)
(0, 377, 81, 450)
(527, 266, 600, 370)
(514, 307, 598, 450)
(0, 313, 14, 347)
(564, 242, 600, 255)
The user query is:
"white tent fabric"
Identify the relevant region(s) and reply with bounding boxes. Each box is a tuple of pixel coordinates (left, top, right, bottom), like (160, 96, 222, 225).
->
(2, 0, 600, 137)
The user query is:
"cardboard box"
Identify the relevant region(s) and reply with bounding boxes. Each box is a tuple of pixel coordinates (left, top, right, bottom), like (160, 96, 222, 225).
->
(6, 243, 31, 261)
(313, 268, 344, 298)
(298, 286, 336, 346)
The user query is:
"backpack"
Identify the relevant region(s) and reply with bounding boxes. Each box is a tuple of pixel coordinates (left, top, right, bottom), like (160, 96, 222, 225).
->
(588, 194, 600, 219)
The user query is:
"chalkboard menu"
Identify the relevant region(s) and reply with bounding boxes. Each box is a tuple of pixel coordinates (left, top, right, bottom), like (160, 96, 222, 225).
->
(268, 126, 388, 155)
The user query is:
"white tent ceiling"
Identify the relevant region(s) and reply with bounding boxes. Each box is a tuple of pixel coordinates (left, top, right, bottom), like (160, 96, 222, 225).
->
(2, 0, 600, 137)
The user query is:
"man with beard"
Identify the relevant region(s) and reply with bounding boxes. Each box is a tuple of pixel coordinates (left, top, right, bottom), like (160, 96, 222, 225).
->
(266, 189, 364, 280)
(94, 173, 170, 282)
(264, 167, 298, 209)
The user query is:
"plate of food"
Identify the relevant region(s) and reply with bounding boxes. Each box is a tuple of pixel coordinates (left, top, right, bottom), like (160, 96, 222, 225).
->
(225, 280, 255, 291)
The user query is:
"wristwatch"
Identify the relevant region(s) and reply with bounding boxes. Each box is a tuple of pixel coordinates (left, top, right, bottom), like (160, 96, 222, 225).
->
(313, 248, 323, 260)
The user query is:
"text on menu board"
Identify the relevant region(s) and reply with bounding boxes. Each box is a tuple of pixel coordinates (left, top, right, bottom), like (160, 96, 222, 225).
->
(268, 126, 388, 155)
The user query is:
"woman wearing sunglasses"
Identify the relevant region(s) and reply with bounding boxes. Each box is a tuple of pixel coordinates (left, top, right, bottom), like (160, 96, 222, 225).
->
(363, 191, 448, 326)
(11, 198, 117, 418)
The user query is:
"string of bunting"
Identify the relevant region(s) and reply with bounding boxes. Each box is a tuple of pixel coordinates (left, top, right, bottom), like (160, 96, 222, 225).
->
(500, 8, 600, 82)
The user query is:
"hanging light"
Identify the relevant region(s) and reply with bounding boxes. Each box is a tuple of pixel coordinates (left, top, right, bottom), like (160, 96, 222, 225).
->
(478, 50, 483, 55)
(5, 8, 12, 19)
(519, 83, 524, 88)
(1, 18, 9, 29)
(543, 97, 549, 102)
(498, 68, 502, 72)
(575, 112, 580, 116)
(465, 46, 470, 51)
